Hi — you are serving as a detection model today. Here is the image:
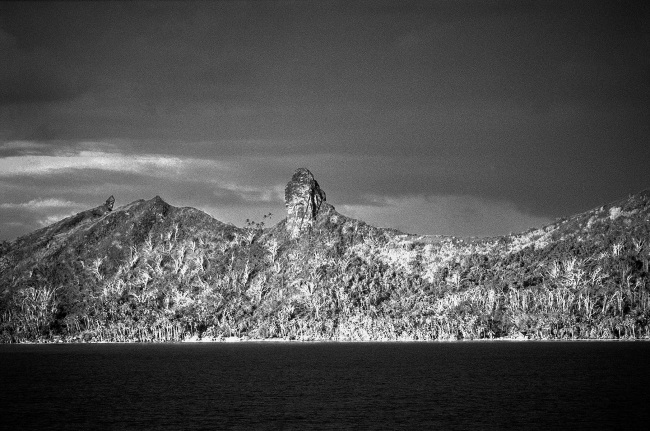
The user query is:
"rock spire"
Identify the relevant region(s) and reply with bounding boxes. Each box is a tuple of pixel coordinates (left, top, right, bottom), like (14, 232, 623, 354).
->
(105, 195, 115, 211)
(285, 168, 326, 238)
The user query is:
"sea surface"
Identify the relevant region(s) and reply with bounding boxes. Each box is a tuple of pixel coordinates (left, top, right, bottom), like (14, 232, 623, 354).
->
(1, 341, 648, 430)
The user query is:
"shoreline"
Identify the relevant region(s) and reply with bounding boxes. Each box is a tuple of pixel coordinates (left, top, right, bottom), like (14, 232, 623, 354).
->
(4, 336, 649, 345)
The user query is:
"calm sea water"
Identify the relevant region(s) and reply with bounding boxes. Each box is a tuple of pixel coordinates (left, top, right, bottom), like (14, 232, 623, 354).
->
(1, 342, 648, 430)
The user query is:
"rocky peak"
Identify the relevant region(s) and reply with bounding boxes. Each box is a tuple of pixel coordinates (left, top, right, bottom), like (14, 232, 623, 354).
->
(285, 168, 326, 238)
(89, 196, 115, 217)
(105, 195, 115, 211)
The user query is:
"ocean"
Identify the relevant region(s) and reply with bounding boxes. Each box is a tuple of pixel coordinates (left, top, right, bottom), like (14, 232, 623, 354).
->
(1, 341, 648, 430)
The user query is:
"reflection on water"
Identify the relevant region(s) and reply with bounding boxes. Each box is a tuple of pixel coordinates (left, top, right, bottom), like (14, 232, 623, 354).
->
(1, 342, 649, 430)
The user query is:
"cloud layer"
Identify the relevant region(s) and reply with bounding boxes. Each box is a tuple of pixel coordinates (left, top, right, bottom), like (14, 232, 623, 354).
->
(1, 1, 648, 240)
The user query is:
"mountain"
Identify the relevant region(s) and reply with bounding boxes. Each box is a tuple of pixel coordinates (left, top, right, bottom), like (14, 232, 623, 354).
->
(1, 168, 649, 342)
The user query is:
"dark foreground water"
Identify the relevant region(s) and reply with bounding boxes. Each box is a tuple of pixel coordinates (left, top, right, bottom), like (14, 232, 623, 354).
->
(1, 342, 649, 430)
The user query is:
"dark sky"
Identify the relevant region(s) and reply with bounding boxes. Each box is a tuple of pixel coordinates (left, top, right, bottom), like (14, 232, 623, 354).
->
(1, 0, 649, 240)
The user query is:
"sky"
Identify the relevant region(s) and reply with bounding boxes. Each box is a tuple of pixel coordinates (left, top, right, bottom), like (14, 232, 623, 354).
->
(1, 0, 649, 241)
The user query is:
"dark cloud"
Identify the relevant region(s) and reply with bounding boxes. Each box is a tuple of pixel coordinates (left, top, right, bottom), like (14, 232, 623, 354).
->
(0, 1, 648, 240)
(0, 29, 88, 106)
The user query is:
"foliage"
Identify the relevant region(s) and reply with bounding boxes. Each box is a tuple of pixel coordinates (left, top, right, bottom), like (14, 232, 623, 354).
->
(1, 192, 649, 343)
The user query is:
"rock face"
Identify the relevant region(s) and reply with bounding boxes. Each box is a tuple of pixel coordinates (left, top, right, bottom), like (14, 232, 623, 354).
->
(90, 196, 115, 217)
(285, 168, 326, 238)
(105, 195, 115, 211)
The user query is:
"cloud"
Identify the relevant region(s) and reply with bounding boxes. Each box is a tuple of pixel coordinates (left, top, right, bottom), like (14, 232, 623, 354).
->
(218, 183, 285, 203)
(0, 142, 292, 197)
(0, 197, 87, 240)
(339, 194, 553, 237)
(0, 142, 294, 240)
(0, 2, 648, 244)
(0, 140, 54, 157)
(0, 147, 233, 179)
(0, 140, 50, 151)
(0, 28, 89, 106)
(0, 198, 83, 210)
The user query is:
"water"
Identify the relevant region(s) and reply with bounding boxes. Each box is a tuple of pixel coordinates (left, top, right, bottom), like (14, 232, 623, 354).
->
(1, 342, 648, 430)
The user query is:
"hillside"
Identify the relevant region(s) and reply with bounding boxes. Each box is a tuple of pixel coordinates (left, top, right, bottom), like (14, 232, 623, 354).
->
(1, 168, 649, 342)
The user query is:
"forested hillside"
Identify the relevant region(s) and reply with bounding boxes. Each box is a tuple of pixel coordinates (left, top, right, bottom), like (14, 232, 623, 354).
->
(1, 169, 649, 342)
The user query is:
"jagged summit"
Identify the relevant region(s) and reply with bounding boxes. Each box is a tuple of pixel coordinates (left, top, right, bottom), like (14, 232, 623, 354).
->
(105, 195, 115, 211)
(284, 168, 328, 238)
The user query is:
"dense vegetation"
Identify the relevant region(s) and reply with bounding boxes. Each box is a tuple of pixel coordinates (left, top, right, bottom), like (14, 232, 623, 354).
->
(1, 191, 649, 343)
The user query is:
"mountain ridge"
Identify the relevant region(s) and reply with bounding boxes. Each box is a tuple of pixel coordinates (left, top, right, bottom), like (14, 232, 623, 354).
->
(1, 169, 648, 342)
